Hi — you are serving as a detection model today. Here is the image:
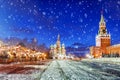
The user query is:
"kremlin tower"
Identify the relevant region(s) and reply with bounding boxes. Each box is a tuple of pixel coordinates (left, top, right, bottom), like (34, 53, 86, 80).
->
(50, 34, 66, 59)
(96, 12, 111, 53)
(90, 12, 111, 58)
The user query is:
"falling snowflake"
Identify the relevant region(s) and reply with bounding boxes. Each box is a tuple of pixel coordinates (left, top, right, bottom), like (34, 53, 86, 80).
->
(0, 5, 3, 8)
(78, 37, 81, 40)
(108, 16, 111, 19)
(10, 2, 13, 6)
(71, 13, 74, 18)
(79, 18, 83, 23)
(98, 0, 102, 2)
(51, 11, 54, 14)
(78, 1, 82, 5)
(84, 13, 88, 18)
(67, 4, 70, 7)
(42, 12, 46, 15)
(38, 26, 42, 30)
(8, 15, 12, 19)
(117, 1, 120, 5)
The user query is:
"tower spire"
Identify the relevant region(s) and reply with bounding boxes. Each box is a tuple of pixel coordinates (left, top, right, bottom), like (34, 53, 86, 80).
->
(99, 10, 105, 25)
(98, 10, 107, 35)
(100, 12, 104, 22)
(57, 34, 60, 41)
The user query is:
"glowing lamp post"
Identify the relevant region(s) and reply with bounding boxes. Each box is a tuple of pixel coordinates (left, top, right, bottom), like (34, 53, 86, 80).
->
(86, 54, 92, 58)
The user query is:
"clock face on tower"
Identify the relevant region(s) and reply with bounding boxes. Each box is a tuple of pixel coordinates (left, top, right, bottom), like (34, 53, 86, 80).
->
(102, 29, 106, 34)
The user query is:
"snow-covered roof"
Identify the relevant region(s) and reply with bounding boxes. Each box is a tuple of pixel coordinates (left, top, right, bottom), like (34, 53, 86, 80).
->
(111, 44, 120, 47)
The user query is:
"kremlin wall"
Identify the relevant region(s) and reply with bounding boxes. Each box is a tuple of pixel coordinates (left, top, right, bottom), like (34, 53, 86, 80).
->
(90, 13, 120, 58)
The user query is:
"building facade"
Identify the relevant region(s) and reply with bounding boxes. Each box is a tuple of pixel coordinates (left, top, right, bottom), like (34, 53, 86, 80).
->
(106, 44, 120, 57)
(50, 34, 66, 59)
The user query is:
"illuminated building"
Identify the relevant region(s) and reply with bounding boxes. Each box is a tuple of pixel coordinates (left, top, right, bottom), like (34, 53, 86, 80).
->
(0, 42, 43, 63)
(90, 12, 111, 58)
(106, 44, 120, 56)
(90, 12, 120, 58)
(50, 34, 66, 59)
(0, 41, 4, 47)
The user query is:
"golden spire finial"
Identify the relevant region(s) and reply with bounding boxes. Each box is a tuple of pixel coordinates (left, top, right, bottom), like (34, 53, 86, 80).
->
(100, 10, 105, 23)
(99, 10, 106, 27)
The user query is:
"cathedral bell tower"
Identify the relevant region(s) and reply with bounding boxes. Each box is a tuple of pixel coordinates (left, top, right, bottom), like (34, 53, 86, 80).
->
(96, 12, 111, 53)
(56, 34, 61, 54)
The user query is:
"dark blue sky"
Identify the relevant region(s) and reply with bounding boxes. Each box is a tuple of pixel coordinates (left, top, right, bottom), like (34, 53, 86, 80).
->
(0, 0, 120, 47)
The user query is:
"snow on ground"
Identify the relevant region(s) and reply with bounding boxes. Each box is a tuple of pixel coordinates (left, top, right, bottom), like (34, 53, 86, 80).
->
(0, 61, 49, 80)
(0, 69, 43, 80)
(0, 74, 34, 80)
(1, 58, 120, 80)
(38, 61, 64, 80)
(37, 59, 120, 80)
(82, 58, 120, 64)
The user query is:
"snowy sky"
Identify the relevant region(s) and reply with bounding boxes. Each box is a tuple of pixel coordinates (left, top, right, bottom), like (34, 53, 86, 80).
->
(0, 0, 120, 46)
